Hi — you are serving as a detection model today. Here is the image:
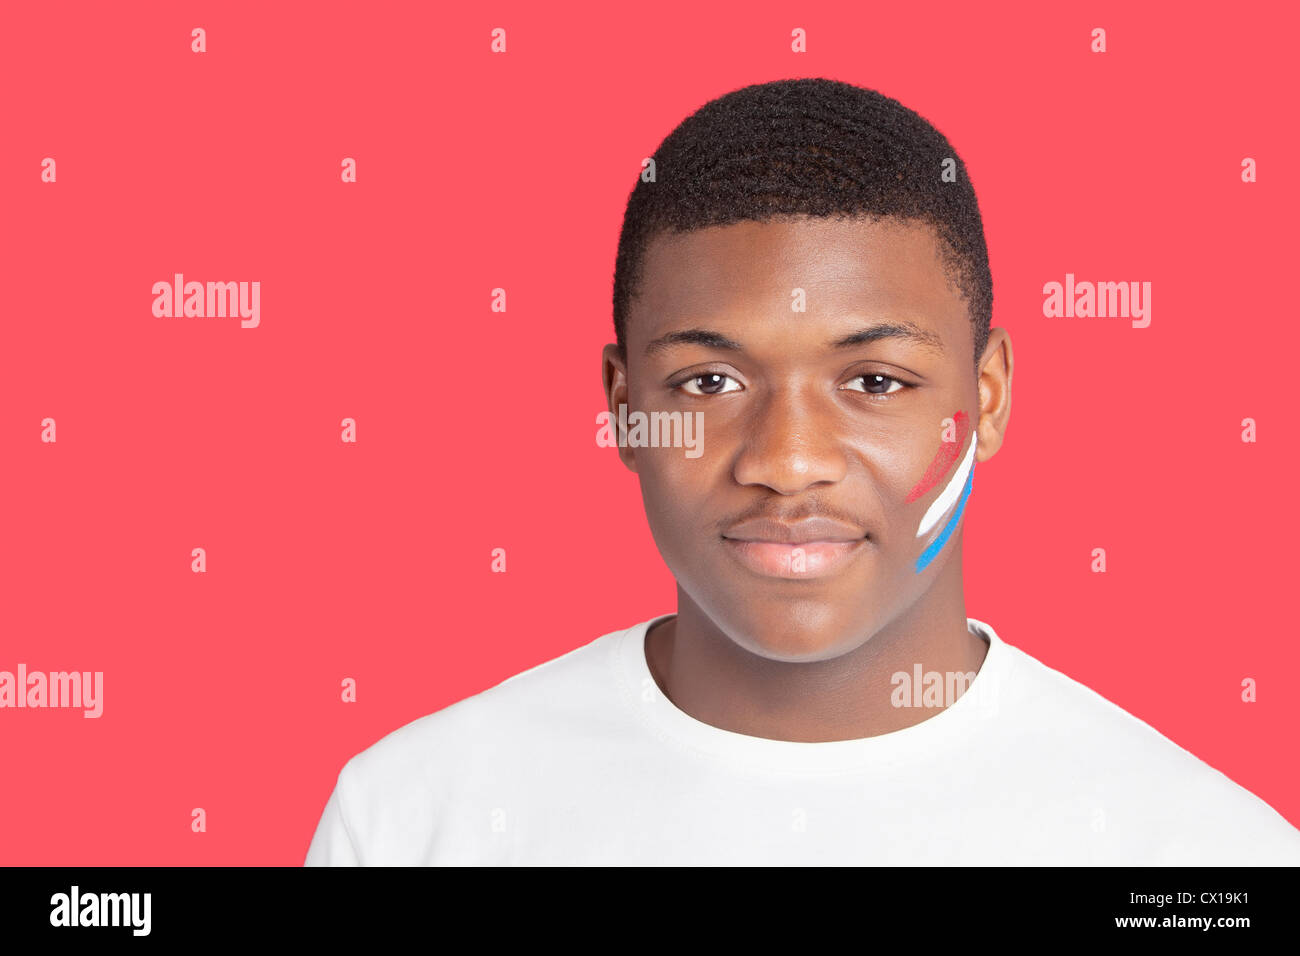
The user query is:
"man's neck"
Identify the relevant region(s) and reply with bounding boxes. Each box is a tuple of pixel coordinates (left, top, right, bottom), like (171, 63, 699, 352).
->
(644, 588, 988, 743)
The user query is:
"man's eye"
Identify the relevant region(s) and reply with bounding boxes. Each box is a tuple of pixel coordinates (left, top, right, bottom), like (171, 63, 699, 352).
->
(842, 373, 908, 396)
(676, 373, 742, 395)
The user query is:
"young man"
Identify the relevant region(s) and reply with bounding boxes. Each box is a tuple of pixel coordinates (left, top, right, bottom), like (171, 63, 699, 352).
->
(305, 78, 1300, 865)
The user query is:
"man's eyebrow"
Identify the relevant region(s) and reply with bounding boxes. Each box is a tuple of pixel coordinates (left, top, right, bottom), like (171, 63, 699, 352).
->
(644, 321, 946, 357)
(644, 328, 745, 356)
(830, 321, 946, 355)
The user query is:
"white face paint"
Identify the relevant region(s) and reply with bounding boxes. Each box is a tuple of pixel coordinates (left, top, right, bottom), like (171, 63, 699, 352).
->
(916, 432, 977, 538)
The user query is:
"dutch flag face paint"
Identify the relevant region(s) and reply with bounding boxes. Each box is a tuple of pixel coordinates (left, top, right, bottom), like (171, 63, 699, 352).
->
(907, 412, 977, 573)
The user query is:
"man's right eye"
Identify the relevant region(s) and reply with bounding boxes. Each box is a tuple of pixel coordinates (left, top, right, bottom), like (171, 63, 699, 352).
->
(673, 372, 742, 396)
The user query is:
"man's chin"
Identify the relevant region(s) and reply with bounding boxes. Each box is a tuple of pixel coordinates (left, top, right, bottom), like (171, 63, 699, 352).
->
(709, 602, 877, 664)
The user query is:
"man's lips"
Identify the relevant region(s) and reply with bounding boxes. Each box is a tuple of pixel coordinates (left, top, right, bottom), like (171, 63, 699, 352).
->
(720, 517, 870, 579)
(722, 516, 866, 544)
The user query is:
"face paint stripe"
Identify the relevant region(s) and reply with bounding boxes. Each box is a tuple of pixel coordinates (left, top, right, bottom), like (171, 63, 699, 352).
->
(914, 465, 974, 573)
(904, 410, 970, 504)
(915, 431, 978, 538)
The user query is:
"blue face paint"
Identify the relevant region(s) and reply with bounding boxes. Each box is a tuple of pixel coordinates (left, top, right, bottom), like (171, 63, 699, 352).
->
(915, 463, 974, 574)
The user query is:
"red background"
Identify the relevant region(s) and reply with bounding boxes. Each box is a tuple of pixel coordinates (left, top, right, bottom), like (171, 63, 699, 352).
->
(2, 1, 1297, 864)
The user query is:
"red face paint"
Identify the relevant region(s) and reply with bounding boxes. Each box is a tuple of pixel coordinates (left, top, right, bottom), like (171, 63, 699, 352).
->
(904, 411, 970, 504)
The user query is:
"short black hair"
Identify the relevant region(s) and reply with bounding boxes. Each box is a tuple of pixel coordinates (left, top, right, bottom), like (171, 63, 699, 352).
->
(612, 77, 993, 373)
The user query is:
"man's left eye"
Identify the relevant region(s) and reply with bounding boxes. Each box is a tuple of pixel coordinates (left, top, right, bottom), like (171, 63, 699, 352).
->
(842, 374, 906, 395)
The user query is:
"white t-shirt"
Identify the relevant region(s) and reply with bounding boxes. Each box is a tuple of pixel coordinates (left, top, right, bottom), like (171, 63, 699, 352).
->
(304, 614, 1300, 865)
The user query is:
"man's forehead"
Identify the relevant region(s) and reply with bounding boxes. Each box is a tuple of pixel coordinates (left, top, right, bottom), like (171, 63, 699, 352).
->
(632, 216, 967, 352)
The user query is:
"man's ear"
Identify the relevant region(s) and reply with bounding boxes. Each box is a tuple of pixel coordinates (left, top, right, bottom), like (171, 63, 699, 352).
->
(974, 327, 1013, 463)
(602, 343, 638, 474)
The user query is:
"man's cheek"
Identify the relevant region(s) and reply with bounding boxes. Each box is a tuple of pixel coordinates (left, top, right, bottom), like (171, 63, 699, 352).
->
(907, 412, 977, 574)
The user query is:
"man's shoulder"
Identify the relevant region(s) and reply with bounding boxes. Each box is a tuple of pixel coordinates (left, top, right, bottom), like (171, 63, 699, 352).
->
(992, 635, 1300, 853)
(336, 618, 639, 792)
(996, 637, 1238, 773)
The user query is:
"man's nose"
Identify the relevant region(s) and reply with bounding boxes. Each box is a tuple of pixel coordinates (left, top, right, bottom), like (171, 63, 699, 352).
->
(731, 388, 849, 494)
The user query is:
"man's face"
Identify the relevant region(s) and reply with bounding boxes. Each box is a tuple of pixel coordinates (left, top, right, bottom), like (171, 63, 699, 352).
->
(603, 215, 1002, 662)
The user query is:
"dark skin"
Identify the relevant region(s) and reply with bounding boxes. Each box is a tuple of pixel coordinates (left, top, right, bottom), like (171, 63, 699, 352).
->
(602, 215, 1013, 742)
